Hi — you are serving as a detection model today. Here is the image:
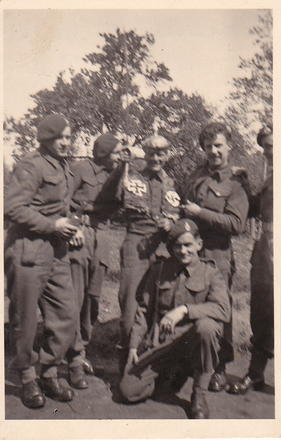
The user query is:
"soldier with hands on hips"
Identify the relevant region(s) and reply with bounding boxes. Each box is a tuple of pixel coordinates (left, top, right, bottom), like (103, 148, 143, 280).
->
(5, 114, 81, 408)
(120, 218, 230, 419)
(181, 121, 249, 392)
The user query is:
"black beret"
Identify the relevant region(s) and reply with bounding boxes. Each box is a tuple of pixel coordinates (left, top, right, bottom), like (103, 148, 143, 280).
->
(37, 114, 69, 142)
(167, 218, 199, 252)
(93, 134, 119, 161)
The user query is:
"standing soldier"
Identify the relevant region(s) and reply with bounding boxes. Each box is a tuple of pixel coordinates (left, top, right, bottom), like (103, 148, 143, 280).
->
(227, 123, 273, 394)
(119, 136, 180, 361)
(67, 134, 124, 388)
(5, 114, 79, 408)
(98, 135, 180, 367)
(181, 121, 249, 392)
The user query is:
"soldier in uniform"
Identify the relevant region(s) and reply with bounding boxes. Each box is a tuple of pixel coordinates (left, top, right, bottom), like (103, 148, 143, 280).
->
(118, 136, 180, 362)
(67, 134, 124, 388)
(181, 121, 249, 392)
(96, 135, 180, 368)
(120, 218, 230, 419)
(5, 115, 80, 408)
(227, 123, 273, 394)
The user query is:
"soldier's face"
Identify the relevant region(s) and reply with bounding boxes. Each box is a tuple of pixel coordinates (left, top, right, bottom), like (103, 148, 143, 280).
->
(203, 133, 230, 169)
(44, 126, 71, 159)
(145, 148, 170, 172)
(173, 232, 202, 266)
(104, 143, 124, 170)
(261, 134, 273, 167)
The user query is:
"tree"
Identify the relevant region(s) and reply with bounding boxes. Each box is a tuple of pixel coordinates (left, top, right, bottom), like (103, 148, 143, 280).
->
(4, 28, 215, 189)
(5, 29, 172, 157)
(133, 89, 212, 185)
(225, 11, 272, 153)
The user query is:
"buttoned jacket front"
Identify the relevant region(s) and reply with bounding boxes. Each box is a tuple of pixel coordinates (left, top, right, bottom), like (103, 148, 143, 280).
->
(181, 163, 249, 248)
(130, 257, 231, 349)
(5, 147, 73, 236)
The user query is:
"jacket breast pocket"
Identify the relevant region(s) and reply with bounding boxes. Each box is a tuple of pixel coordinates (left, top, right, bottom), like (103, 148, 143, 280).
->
(187, 288, 208, 304)
(41, 174, 64, 203)
(204, 186, 230, 213)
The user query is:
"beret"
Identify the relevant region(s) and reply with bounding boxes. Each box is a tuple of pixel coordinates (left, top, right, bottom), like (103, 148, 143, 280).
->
(37, 114, 69, 142)
(167, 218, 199, 251)
(142, 135, 170, 151)
(93, 134, 119, 161)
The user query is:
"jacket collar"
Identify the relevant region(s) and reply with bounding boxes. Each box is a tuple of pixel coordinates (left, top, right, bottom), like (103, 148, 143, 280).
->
(206, 163, 232, 182)
(142, 167, 167, 182)
(39, 146, 64, 168)
(165, 258, 206, 292)
(90, 159, 107, 175)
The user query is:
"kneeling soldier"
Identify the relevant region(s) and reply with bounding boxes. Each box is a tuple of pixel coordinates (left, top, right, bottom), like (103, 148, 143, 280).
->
(120, 219, 230, 419)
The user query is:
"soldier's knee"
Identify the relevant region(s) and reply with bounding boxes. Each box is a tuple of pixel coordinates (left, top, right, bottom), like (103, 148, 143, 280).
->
(195, 318, 222, 341)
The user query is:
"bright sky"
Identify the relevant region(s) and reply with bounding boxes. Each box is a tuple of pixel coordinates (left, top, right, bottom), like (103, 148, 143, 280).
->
(4, 9, 265, 120)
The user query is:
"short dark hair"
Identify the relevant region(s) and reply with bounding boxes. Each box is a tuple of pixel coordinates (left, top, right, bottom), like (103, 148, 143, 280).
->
(257, 123, 273, 147)
(199, 121, 232, 148)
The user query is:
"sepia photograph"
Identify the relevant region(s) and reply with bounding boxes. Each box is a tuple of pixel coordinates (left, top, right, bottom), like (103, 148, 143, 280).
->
(2, 2, 277, 433)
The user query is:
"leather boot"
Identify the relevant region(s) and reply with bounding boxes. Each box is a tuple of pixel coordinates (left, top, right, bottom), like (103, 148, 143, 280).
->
(40, 377, 74, 401)
(190, 387, 209, 419)
(69, 365, 88, 389)
(22, 380, 45, 409)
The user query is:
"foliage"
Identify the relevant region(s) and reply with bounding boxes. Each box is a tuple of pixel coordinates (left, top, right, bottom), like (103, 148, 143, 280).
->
(4, 28, 215, 185)
(4, 29, 172, 156)
(225, 11, 272, 152)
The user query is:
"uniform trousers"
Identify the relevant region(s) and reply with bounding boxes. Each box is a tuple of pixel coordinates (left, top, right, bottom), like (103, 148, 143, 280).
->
(5, 233, 77, 381)
(119, 231, 166, 348)
(202, 244, 235, 365)
(120, 318, 223, 402)
(68, 225, 108, 364)
(249, 231, 274, 378)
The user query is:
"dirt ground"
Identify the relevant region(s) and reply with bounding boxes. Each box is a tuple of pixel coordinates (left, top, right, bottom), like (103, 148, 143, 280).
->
(4, 279, 275, 420)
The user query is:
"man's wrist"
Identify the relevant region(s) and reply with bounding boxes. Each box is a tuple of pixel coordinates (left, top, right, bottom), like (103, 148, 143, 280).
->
(183, 304, 189, 315)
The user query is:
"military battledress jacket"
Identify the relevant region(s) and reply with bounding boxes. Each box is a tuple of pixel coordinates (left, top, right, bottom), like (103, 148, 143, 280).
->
(129, 257, 231, 351)
(181, 163, 249, 284)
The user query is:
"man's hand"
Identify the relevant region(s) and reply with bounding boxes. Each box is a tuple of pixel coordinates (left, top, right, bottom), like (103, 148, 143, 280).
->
(160, 305, 188, 336)
(54, 217, 78, 240)
(124, 348, 139, 373)
(69, 228, 85, 248)
(156, 217, 172, 232)
(182, 200, 201, 217)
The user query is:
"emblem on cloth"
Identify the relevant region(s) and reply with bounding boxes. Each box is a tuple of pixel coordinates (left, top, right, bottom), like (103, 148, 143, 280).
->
(124, 179, 147, 197)
(165, 190, 180, 207)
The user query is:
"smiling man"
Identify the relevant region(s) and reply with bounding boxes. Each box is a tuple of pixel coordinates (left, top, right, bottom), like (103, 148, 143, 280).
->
(119, 218, 230, 419)
(181, 121, 249, 392)
(117, 135, 180, 365)
(5, 114, 79, 408)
